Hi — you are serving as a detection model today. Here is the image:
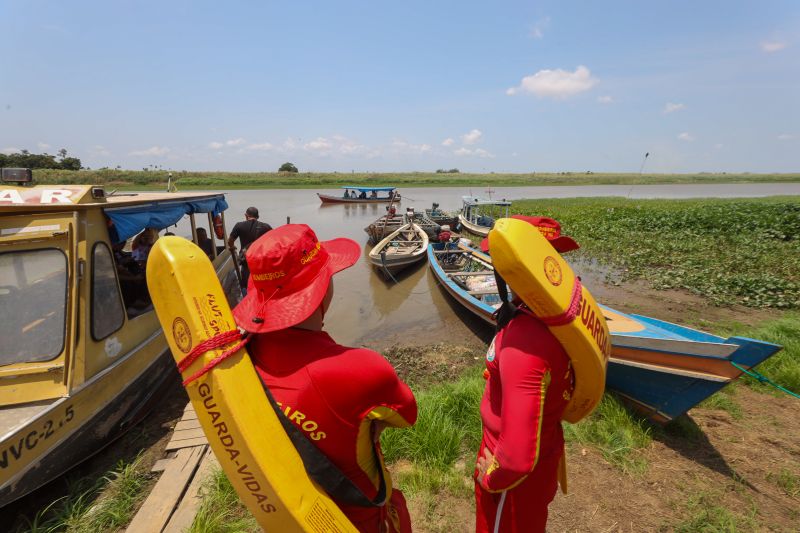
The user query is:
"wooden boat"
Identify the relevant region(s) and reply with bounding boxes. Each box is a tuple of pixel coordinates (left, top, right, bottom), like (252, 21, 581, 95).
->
(427, 242, 783, 423)
(369, 223, 429, 276)
(365, 209, 440, 245)
(457, 197, 512, 237)
(0, 173, 241, 507)
(425, 203, 458, 228)
(318, 186, 401, 204)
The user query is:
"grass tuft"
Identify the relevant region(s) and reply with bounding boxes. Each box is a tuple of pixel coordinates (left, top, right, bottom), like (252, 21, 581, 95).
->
(564, 395, 652, 475)
(672, 490, 759, 532)
(189, 468, 259, 533)
(767, 468, 800, 498)
(699, 385, 743, 419)
(20, 455, 152, 533)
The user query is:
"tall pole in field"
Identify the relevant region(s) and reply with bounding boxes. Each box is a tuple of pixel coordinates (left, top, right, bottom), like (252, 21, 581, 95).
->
(639, 152, 650, 174)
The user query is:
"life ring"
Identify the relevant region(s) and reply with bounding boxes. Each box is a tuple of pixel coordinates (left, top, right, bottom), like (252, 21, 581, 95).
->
(213, 214, 225, 239)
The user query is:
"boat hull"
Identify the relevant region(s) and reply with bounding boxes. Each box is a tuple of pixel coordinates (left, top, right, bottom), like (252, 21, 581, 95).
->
(369, 223, 428, 276)
(318, 193, 401, 204)
(427, 244, 783, 422)
(458, 214, 490, 236)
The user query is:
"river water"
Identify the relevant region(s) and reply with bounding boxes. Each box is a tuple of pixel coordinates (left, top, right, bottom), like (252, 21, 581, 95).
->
(180, 184, 799, 349)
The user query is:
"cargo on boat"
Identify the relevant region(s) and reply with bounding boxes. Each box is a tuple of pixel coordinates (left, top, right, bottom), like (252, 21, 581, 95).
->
(0, 170, 241, 507)
(318, 186, 401, 204)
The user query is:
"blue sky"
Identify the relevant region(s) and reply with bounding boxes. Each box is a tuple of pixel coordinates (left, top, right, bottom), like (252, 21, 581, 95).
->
(1, 1, 798, 173)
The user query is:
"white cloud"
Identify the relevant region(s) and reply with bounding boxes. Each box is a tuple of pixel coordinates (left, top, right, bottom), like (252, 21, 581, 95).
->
(597, 95, 614, 104)
(304, 137, 334, 154)
(506, 65, 597, 99)
(1, 147, 20, 155)
(37, 142, 51, 151)
(714, 143, 724, 149)
(777, 134, 794, 141)
(246, 142, 274, 151)
(454, 147, 472, 156)
(474, 148, 495, 159)
(208, 138, 246, 150)
(677, 132, 695, 142)
(663, 102, 686, 114)
(441, 138, 455, 147)
(461, 129, 483, 145)
(89, 145, 111, 157)
(392, 140, 431, 154)
(453, 147, 494, 158)
(129, 146, 170, 156)
(760, 41, 787, 53)
(529, 16, 550, 39)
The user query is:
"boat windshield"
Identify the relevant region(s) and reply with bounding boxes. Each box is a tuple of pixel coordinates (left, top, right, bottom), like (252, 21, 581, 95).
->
(0, 249, 67, 366)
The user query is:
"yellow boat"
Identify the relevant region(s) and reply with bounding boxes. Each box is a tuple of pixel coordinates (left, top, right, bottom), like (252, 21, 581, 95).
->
(0, 170, 241, 507)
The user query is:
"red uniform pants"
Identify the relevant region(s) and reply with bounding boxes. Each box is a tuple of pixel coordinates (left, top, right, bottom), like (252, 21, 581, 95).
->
(474, 445, 560, 533)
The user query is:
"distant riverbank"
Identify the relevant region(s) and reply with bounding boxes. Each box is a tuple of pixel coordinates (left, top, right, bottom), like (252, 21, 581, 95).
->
(31, 169, 800, 190)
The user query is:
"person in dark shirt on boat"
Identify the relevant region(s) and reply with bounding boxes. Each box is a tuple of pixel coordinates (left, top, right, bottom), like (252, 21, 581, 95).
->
(233, 224, 417, 532)
(195, 227, 214, 258)
(228, 206, 272, 292)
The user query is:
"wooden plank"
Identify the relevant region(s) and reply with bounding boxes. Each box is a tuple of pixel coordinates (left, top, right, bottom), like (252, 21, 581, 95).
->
(166, 437, 209, 451)
(126, 446, 206, 533)
(181, 410, 198, 421)
(449, 270, 494, 277)
(151, 458, 174, 473)
(468, 289, 500, 296)
(163, 449, 220, 533)
(174, 419, 203, 432)
(170, 427, 207, 441)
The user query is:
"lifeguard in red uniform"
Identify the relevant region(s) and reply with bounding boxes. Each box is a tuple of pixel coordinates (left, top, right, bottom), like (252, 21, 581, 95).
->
(475, 216, 580, 533)
(233, 224, 417, 532)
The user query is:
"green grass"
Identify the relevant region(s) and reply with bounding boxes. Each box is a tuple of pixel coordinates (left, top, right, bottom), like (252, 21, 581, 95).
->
(189, 468, 259, 533)
(513, 196, 800, 309)
(31, 169, 800, 190)
(766, 468, 800, 498)
(720, 313, 800, 397)
(672, 490, 759, 532)
(563, 394, 653, 475)
(381, 368, 484, 471)
(699, 385, 743, 420)
(20, 455, 152, 533)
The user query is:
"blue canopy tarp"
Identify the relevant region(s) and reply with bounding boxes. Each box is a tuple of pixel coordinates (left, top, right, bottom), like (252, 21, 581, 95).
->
(340, 186, 397, 192)
(105, 196, 228, 243)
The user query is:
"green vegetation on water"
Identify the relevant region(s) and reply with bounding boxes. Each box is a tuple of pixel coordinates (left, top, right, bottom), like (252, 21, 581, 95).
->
(30, 168, 800, 189)
(513, 196, 800, 309)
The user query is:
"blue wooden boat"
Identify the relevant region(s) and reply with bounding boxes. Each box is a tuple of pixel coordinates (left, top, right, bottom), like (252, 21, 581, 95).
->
(427, 242, 783, 423)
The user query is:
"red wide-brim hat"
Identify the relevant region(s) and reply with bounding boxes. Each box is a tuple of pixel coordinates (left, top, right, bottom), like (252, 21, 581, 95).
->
(232, 226, 360, 334)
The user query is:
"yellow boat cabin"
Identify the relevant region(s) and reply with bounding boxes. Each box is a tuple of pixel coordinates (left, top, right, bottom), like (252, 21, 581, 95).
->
(0, 172, 241, 507)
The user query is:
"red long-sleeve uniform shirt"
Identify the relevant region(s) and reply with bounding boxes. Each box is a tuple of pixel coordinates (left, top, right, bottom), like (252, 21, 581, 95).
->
(250, 328, 417, 532)
(479, 310, 574, 493)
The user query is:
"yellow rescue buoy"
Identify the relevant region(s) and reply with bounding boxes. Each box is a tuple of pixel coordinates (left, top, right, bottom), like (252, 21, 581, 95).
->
(489, 218, 609, 423)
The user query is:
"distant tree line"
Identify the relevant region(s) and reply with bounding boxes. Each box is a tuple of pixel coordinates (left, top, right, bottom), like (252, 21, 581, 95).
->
(0, 149, 82, 171)
(436, 168, 460, 174)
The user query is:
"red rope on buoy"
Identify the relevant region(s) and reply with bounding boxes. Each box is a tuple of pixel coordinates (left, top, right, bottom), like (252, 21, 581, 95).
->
(537, 277, 583, 327)
(176, 329, 250, 386)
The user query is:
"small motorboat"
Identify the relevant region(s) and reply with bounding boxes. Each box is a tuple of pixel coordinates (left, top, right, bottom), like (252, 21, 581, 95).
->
(365, 207, 440, 245)
(425, 202, 458, 228)
(318, 186, 401, 204)
(369, 223, 429, 276)
(457, 197, 512, 237)
(0, 171, 241, 507)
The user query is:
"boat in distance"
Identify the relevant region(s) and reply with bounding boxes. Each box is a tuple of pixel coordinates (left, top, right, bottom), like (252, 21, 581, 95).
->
(0, 173, 241, 507)
(427, 241, 783, 423)
(369, 222, 429, 276)
(457, 197, 512, 237)
(318, 186, 401, 204)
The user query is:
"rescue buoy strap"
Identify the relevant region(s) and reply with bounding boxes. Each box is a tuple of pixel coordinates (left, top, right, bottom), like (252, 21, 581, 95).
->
(257, 373, 388, 508)
(178, 330, 251, 386)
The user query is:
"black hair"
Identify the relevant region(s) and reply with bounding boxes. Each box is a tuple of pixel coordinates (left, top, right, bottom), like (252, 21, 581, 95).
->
(246, 206, 259, 218)
(493, 269, 517, 333)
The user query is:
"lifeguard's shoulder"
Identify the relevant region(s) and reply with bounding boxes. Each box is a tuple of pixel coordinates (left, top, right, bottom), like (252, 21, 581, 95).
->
(503, 311, 566, 356)
(314, 344, 402, 386)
